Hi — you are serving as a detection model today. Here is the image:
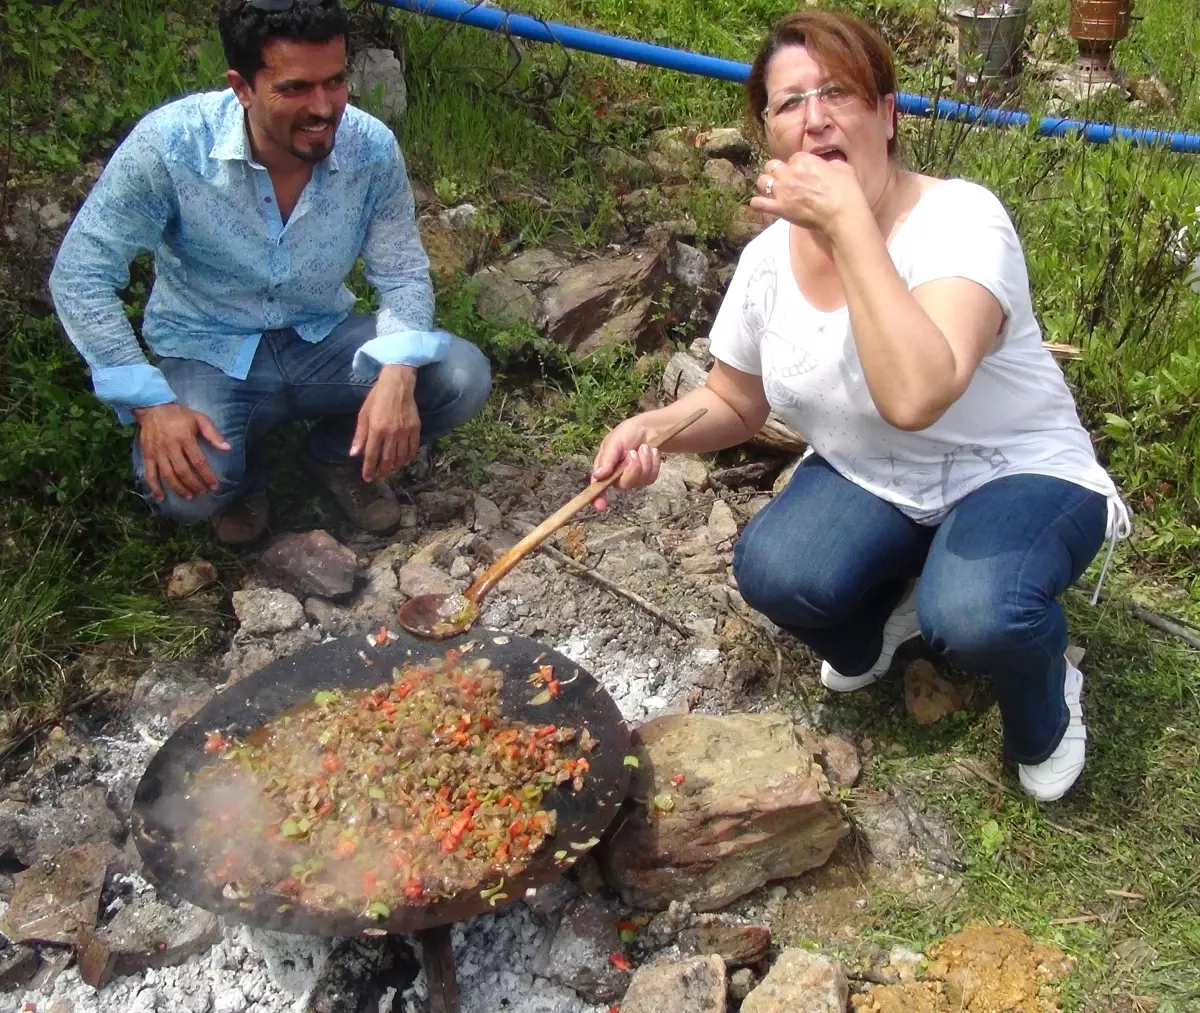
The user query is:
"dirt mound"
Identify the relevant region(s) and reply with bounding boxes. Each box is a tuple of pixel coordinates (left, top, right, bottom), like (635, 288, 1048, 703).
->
(853, 923, 1074, 1013)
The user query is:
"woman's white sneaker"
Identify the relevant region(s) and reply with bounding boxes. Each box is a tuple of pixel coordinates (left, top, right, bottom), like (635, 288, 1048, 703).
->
(820, 582, 921, 692)
(1018, 661, 1087, 802)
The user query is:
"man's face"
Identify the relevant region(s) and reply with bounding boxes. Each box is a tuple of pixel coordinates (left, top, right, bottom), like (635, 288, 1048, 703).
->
(228, 37, 349, 165)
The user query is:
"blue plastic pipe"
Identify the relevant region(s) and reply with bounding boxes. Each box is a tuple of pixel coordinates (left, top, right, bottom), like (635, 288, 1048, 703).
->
(379, 0, 1200, 155)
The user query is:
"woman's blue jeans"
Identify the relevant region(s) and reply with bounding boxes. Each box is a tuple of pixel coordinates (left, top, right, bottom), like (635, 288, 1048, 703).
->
(733, 456, 1108, 763)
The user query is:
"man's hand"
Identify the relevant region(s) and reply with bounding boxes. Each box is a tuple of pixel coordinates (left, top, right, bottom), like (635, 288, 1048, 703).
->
(351, 364, 420, 482)
(135, 403, 231, 501)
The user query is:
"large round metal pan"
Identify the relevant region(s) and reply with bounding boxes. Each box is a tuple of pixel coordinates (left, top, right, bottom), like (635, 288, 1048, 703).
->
(131, 627, 631, 936)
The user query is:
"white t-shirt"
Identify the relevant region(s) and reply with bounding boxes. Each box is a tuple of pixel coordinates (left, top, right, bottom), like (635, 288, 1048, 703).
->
(709, 178, 1123, 527)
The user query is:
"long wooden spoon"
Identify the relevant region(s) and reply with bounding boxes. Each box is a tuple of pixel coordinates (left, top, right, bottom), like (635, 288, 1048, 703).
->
(397, 408, 708, 640)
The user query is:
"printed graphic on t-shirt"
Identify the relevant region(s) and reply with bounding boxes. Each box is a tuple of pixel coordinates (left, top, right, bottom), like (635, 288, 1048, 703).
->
(871, 444, 1011, 510)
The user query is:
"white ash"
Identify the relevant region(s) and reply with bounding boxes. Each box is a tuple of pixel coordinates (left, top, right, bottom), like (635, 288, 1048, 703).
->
(6, 926, 303, 1013)
(395, 903, 605, 1013)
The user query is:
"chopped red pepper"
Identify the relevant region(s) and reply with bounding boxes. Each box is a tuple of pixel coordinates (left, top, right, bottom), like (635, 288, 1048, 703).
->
(609, 952, 633, 971)
(361, 871, 378, 894)
(616, 920, 639, 934)
(332, 838, 357, 860)
(535, 725, 557, 738)
(322, 754, 343, 774)
(203, 733, 228, 755)
(405, 877, 424, 900)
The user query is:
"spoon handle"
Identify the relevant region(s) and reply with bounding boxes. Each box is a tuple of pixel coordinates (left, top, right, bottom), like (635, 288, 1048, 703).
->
(465, 407, 708, 603)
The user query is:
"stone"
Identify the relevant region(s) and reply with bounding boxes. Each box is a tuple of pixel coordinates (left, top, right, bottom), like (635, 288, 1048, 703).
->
(813, 734, 861, 790)
(259, 529, 363, 601)
(707, 500, 739, 542)
(702, 157, 747, 193)
(501, 247, 573, 284)
(0, 786, 123, 867)
(673, 243, 710, 292)
(77, 895, 222, 988)
(904, 659, 967, 726)
(397, 561, 459, 599)
(635, 455, 691, 522)
(729, 967, 755, 1001)
(350, 47, 406, 122)
(231, 588, 305, 636)
(679, 916, 771, 967)
(601, 714, 848, 911)
(537, 894, 632, 1003)
(449, 556, 471, 579)
(1129, 74, 1173, 111)
(165, 559, 216, 598)
(680, 554, 725, 575)
(727, 206, 776, 246)
(698, 127, 753, 163)
(620, 954, 726, 1013)
(647, 149, 685, 181)
(601, 147, 656, 186)
(523, 875, 581, 920)
(740, 948, 848, 1013)
(537, 245, 671, 354)
(129, 662, 215, 731)
(0, 944, 39, 988)
(418, 215, 474, 278)
(0, 843, 123, 945)
(408, 525, 470, 567)
(472, 495, 503, 533)
(38, 201, 71, 232)
(439, 203, 479, 232)
(677, 454, 709, 490)
(588, 526, 647, 554)
(579, 297, 660, 357)
(415, 489, 469, 523)
(472, 265, 537, 323)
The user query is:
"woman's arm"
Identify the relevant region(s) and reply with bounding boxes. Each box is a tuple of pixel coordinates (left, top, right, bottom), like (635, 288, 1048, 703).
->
(590, 362, 770, 509)
(829, 202, 1003, 431)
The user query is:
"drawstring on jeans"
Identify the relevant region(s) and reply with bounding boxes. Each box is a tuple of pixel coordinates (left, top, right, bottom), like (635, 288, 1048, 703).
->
(1091, 496, 1132, 605)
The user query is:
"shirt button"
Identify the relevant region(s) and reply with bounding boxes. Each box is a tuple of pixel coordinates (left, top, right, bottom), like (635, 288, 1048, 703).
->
(264, 196, 272, 203)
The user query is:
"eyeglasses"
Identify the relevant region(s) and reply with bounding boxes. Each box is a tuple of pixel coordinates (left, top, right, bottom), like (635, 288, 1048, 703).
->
(762, 81, 857, 123)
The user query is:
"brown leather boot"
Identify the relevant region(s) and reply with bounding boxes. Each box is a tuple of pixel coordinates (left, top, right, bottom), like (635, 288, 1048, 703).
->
(211, 490, 269, 546)
(303, 455, 402, 534)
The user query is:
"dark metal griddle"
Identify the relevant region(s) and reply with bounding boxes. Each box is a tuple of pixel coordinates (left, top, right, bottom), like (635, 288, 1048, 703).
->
(131, 627, 632, 1011)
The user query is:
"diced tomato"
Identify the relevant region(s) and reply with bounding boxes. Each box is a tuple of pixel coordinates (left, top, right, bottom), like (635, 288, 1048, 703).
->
(535, 725, 557, 738)
(609, 952, 633, 972)
(379, 700, 396, 715)
(316, 800, 333, 817)
(364, 694, 382, 708)
(499, 794, 522, 811)
(494, 843, 509, 862)
(437, 784, 452, 801)
(452, 731, 471, 746)
(444, 649, 462, 664)
(396, 680, 415, 699)
(479, 716, 492, 730)
(518, 834, 531, 849)
(405, 877, 424, 900)
(441, 835, 460, 853)
(547, 679, 561, 698)
(322, 754, 343, 774)
(507, 819, 525, 838)
(203, 733, 228, 755)
(507, 745, 521, 761)
(361, 871, 378, 894)
(332, 838, 357, 860)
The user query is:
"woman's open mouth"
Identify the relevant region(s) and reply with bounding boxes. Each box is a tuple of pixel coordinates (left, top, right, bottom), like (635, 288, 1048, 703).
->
(811, 146, 847, 162)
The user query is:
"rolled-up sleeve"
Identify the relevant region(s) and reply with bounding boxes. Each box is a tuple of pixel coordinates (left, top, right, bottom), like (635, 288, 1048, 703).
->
(48, 120, 178, 422)
(352, 140, 442, 382)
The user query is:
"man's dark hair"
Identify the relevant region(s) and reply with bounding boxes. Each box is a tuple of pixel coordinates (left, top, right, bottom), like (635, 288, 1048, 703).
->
(218, 0, 351, 86)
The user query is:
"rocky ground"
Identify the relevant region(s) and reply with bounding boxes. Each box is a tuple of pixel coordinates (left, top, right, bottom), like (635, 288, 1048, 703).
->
(0, 446, 1071, 1013)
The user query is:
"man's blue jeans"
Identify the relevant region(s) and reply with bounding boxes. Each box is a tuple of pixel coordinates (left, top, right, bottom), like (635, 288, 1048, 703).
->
(133, 313, 491, 522)
(733, 456, 1108, 763)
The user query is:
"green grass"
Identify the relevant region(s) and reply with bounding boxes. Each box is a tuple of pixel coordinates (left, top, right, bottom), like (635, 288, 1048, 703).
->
(816, 590, 1200, 1011)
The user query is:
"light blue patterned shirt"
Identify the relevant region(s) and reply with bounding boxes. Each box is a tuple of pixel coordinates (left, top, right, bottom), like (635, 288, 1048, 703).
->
(49, 89, 442, 423)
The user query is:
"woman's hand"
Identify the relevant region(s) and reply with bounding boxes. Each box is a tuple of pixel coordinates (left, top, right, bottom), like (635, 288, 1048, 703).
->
(590, 418, 662, 512)
(751, 150, 866, 236)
